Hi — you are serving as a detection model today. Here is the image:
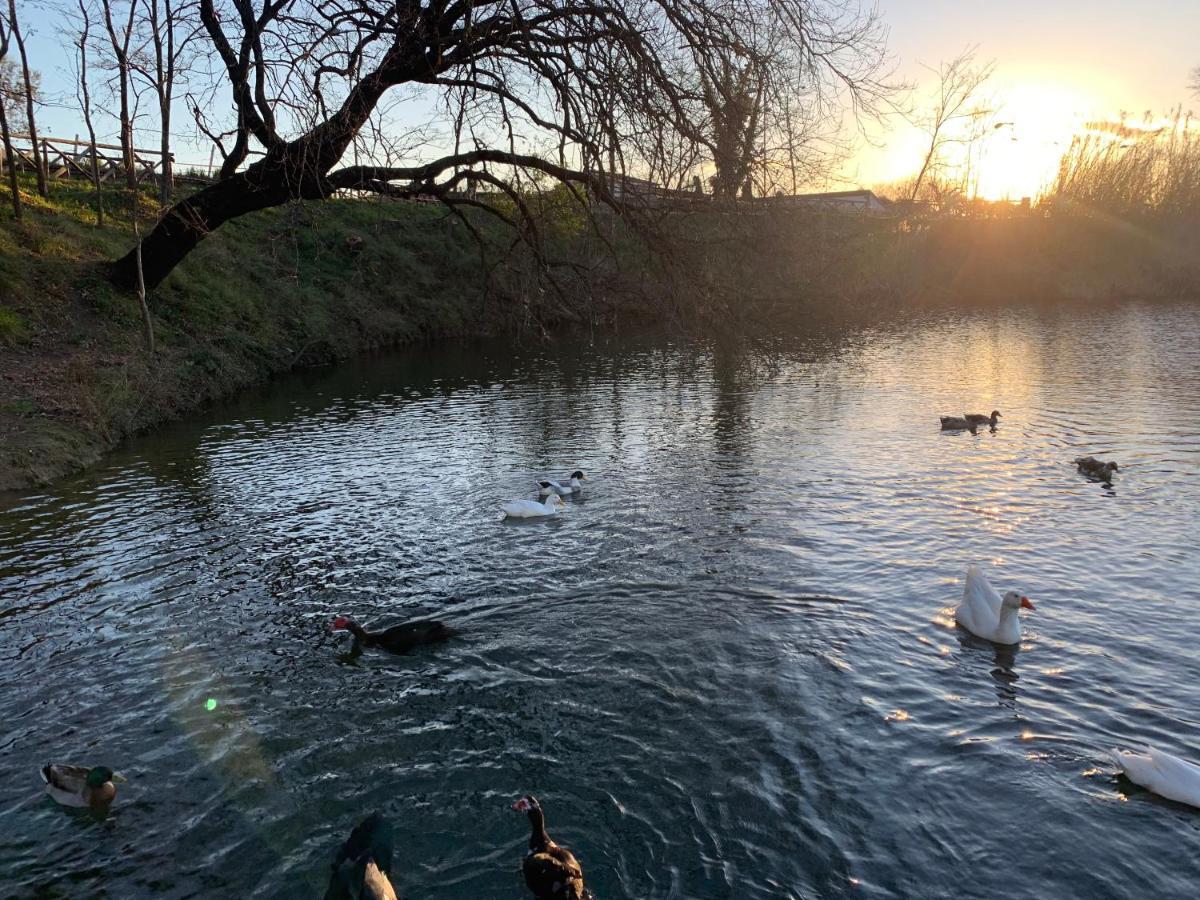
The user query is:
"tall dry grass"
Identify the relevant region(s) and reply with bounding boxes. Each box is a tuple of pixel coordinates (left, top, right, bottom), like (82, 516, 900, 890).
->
(1048, 111, 1200, 219)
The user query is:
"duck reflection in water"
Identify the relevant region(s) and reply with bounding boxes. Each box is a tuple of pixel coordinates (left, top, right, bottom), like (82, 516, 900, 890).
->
(956, 630, 1023, 707)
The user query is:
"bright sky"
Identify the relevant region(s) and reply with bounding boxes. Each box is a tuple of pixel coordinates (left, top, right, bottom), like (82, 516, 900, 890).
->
(850, 0, 1200, 199)
(13, 0, 1200, 196)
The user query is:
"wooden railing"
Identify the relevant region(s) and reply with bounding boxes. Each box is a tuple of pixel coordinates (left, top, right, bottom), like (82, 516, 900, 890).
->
(0, 133, 183, 186)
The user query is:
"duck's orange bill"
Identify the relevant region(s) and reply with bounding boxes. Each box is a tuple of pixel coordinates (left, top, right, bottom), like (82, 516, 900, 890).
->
(1020, 596, 1036, 610)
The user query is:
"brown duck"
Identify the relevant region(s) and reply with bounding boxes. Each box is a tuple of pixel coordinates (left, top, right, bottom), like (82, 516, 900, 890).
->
(1075, 456, 1118, 481)
(965, 410, 1001, 428)
(511, 796, 587, 899)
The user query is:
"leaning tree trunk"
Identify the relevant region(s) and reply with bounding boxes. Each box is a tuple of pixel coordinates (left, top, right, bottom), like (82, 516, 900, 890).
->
(109, 139, 334, 290)
(110, 63, 393, 291)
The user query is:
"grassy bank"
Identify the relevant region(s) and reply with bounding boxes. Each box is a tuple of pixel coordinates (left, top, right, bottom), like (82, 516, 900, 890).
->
(3, 175, 1197, 493)
(0, 179, 552, 492)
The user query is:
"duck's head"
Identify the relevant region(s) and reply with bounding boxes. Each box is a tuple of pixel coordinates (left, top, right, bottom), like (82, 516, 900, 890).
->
(1002, 591, 1035, 611)
(570, 470, 586, 481)
(86, 766, 116, 787)
(1106, 462, 1119, 472)
(990, 410, 1001, 420)
(329, 616, 356, 633)
(511, 795, 541, 814)
(511, 796, 544, 825)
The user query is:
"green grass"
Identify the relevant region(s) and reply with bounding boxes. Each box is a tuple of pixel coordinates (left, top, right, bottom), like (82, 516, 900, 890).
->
(0, 175, 517, 490)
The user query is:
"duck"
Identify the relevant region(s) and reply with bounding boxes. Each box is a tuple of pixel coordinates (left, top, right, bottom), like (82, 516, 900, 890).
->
(939, 416, 978, 433)
(954, 564, 1035, 645)
(329, 616, 457, 654)
(1111, 746, 1200, 809)
(40, 764, 124, 809)
(537, 471, 587, 496)
(965, 410, 1001, 428)
(511, 796, 586, 900)
(502, 495, 567, 518)
(1076, 456, 1118, 481)
(324, 811, 398, 900)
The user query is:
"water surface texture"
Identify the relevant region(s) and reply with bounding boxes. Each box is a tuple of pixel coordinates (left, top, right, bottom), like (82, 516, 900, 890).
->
(3, 303, 1199, 898)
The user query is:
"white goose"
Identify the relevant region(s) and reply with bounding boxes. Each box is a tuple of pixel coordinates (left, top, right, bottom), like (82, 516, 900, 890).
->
(537, 471, 587, 496)
(1112, 746, 1200, 809)
(954, 565, 1035, 645)
(501, 494, 566, 519)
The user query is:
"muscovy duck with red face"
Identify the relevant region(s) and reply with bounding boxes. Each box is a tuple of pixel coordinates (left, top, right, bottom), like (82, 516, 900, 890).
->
(329, 615, 456, 655)
(511, 795, 587, 899)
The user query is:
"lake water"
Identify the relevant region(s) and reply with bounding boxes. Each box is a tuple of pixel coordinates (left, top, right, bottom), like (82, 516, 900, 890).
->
(2, 302, 1199, 899)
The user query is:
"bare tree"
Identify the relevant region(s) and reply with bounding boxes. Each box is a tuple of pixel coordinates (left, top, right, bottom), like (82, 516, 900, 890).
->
(75, 0, 105, 225)
(5, 0, 44, 196)
(909, 48, 995, 203)
(110, 0, 897, 292)
(0, 11, 21, 218)
(100, 0, 140, 190)
(132, 0, 201, 205)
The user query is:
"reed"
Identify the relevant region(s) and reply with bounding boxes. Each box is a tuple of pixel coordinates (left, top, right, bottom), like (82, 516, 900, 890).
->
(1047, 111, 1200, 219)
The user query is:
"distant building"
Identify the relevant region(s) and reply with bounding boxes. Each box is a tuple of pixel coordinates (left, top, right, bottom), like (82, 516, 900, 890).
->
(764, 189, 892, 215)
(607, 173, 704, 206)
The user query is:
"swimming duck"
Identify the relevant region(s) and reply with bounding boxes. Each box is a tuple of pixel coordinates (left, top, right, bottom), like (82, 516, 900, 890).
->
(1076, 456, 1118, 481)
(939, 416, 978, 432)
(40, 764, 123, 809)
(954, 564, 1035, 645)
(329, 616, 457, 654)
(324, 812, 398, 900)
(965, 410, 1001, 428)
(537, 471, 587, 496)
(502, 495, 567, 518)
(511, 796, 586, 900)
(1112, 746, 1200, 809)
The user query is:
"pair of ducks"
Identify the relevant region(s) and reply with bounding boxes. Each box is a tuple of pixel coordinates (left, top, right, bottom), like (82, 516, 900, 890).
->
(503, 470, 587, 519)
(955, 564, 1200, 810)
(940, 409, 1000, 432)
(326, 797, 584, 900)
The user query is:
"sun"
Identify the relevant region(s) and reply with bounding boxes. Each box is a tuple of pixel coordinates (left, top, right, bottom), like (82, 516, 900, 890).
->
(971, 77, 1111, 201)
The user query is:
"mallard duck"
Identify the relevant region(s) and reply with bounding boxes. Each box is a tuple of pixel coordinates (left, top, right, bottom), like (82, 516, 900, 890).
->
(1075, 456, 1118, 481)
(939, 416, 978, 432)
(511, 796, 586, 899)
(329, 616, 456, 655)
(324, 812, 398, 900)
(965, 410, 1001, 428)
(502, 495, 567, 518)
(954, 565, 1035, 645)
(40, 764, 123, 809)
(1112, 746, 1200, 809)
(537, 471, 587, 496)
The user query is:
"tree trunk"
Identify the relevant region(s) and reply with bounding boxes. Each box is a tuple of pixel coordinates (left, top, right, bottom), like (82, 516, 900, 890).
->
(119, 70, 135, 189)
(0, 93, 20, 220)
(7, 0, 46, 197)
(110, 64, 393, 290)
(77, 3, 104, 226)
(109, 143, 327, 290)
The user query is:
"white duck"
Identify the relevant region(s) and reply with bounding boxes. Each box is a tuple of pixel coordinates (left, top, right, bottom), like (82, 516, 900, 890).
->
(1112, 746, 1200, 808)
(537, 471, 587, 496)
(954, 565, 1035, 645)
(501, 494, 566, 519)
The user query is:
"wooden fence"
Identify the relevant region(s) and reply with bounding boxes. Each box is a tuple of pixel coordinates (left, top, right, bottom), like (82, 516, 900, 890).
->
(1, 133, 177, 187)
